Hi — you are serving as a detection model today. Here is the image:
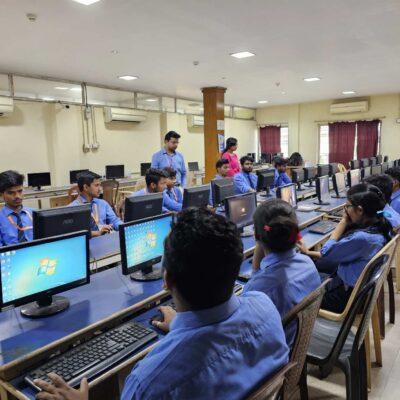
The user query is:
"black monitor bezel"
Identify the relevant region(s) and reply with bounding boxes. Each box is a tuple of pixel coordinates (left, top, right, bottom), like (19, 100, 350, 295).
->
(276, 183, 298, 208)
(333, 172, 346, 195)
(69, 169, 89, 184)
(303, 166, 317, 181)
(0, 230, 90, 310)
(188, 162, 200, 172)
(316, 175, 330, 203)
(211, 178, 234, 207)
(140, 163, 151, 177)
(182, 185, 210, 209)
(124, 192, 164, 223)
(27, 172, 51, 188)
(347, 169, 360, 187)
(256, 168, 275, 192)
(291, 168, 305, 184)
(224, 192, 257, 230)
(371, 165, 382, 175)
(328, 163, 338, 176)
(350, 160, 360, 170)
(105, 165, 125, 179)
(317, 164, 330, 177)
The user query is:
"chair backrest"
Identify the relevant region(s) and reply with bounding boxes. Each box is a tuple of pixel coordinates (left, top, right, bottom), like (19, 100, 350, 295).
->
(337, 163, 347, 173)
(281, 280, 329, 397)
(101, 179, 119, 208)
(246, 362, 297, 400)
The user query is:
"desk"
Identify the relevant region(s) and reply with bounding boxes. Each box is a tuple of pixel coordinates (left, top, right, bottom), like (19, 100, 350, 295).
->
(301, 196, 346, 213)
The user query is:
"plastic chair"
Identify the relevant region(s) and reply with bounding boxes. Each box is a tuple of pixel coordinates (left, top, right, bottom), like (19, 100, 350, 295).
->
(101, 179, 119, 210)
(337, 163, 347, 173)
(281, 280, 330, 400)
(246, 362, 297, 400)
(306, 255, 390, 400)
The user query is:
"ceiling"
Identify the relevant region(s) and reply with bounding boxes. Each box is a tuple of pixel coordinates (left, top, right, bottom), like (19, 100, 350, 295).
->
(1, 0, 400, 108)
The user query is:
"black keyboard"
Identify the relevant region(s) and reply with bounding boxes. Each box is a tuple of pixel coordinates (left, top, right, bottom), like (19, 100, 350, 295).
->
(330, 209, 344, 218)
(308, 220, 337, 235)
(25, 321, 157, 392)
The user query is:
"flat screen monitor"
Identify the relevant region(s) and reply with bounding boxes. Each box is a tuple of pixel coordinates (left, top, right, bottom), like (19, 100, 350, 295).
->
(27, 172, 51, 191)
(224, 193, 257, 231)
(0, 231, 89, 318)
(256, 168, 275, 196)
(105, 165, 125, 179)
(347, 169, 360, 187)
(188, 162, 199, 172)
(383, 156, 388, 163)
(361, 167, 371, 179)
(211, 178, 234, 207)
(182, 185, 210, 209)
(33, 205, 91, 240)
(388, 161, 395, 169)
(329, 163, 338, 176)
(260, 153, 272, 164)
(291, 168, 305, 191)
(370, 157, 377, 166)
(360, 158, 370, 168)
(119, 214, 172, 281)
(69, 169, 89, 184)
(317, 165, 330, 178)
(376, 155, 383, 164)
(350, 160, 360, 170)
(276, 183, 297, 208)
(124, 193, 163, 223)
(140, 163, 151, 177)
(314, 176, 330, 205)
(332, 172, 347, 198)
(303, 166, 317, 186)
(381, 162, 388, 173)
(247, 153, 256, 161)
(371, 165, 382, 175)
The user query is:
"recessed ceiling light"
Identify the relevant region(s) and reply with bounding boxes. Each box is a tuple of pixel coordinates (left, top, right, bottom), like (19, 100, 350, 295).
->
(72, 0, 101, 5)
(42, 97, 55, 101)
(342, 90, 356, 95)
(111, 50, 119, 54)
(118, 75, 138, 81)
(70, 87, 82, 92)
(54, 86, 69, 90)
(145, 98, 158, 102)
(258, 100, 268, 104)
(281, 91, 286, 95)
(303, 77, 321, 82)
(230, 51, 255, 59)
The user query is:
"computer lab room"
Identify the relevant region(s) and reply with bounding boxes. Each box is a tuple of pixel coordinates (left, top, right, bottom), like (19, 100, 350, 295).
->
(1, 1, 400, 399)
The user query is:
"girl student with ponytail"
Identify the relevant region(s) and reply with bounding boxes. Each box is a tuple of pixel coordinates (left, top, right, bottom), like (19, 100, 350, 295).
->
(221, 137, 241, 177)
(298, 183, 392, 313)
(243, 198, 320, 346)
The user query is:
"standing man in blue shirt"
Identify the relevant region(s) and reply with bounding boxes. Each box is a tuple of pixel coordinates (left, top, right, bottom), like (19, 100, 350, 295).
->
(385, 167, 400, 214)
(0, 170, 34, 246)
(35, 208, 289, 400)
(209, 158, 230, 206)
(69, 171, 122, 237)
(273, 156, 292, 188)
(151, 131, 187, 187)
(233, 156, 258, 194)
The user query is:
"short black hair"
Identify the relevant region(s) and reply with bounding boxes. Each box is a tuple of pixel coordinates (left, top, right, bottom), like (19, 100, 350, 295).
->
(163, 208, 243, 310)
(164, 131, 181, 141)
(216, 158, 229, 169)
(364, 174, 393, 203)
(163, 167, 177, 178)
(240, 155, 254, 165)
(77, 171, 101, 192)
(274, 157, 288, 167)
(254, 199, 300, 252)
(145, 168, 167, 187)
(0, 170, 24, 193)
(385, 167, 400, 182)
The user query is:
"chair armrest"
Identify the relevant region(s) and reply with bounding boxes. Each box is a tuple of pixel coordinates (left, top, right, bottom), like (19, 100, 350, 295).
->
(318, 308, 345, 321)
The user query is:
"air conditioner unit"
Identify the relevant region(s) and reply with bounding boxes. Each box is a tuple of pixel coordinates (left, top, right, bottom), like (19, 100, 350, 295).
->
(330, 101, 369, 114)
(0, 97, 14, 117)
(103, 107, 146, 123)
(187, 115, 204, 128)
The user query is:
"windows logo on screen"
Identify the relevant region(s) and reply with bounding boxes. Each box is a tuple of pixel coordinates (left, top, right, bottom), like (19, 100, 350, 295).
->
(37, 258, 57, 276)
(145, 232, 157, 248)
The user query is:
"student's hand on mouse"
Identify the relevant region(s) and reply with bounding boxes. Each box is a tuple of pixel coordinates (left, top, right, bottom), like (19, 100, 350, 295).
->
(35, 373, 88, 400)
(152, 305, 176, 333)
(100, 225, 113, 235)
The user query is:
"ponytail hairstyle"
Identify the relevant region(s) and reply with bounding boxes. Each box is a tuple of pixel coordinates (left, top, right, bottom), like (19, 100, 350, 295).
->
(253, 199, 300, 252)
(223, 137, 238, 154)
(345, 183, 392, 242)
(288, 152, 304, 167)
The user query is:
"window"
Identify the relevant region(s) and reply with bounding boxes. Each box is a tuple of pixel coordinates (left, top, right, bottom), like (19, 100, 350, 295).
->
(280, 126, 289, 158)
(319, 125, 329, 164)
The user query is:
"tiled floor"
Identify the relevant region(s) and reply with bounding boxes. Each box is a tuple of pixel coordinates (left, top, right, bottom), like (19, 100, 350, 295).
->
(305, 289, 400, 399)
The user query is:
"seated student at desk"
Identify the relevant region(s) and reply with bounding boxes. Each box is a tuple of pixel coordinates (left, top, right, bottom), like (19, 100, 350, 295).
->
(209, 158, 230, 206)
(385, 167, 400, 214)
(163, 167, 183, 212)
(298, 184, 391, 313)
(69, 171, 122, 237)
(273, 156, 291, 188)
(243, 199, 320, 346)
(233, 156, 257, 194)
(35, 208, 289, 400)
(0, 170, 34, 246)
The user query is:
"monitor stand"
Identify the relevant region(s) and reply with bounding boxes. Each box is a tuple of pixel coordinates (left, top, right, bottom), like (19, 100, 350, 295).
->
(296, 183, 305, 192)
(130, 264, 163, 282)
(20, 295, 69, 318)
(313, 199, 330, 206)
(307, 180, 315, 187)
(33, 186, 44, 192)
(257, 189, 273, 198)
(331, 192, 346, 199)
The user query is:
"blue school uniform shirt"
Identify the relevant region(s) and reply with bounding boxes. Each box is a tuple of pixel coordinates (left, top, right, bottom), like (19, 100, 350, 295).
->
(384, 203, 400, 229)
(233, 171, 257, 194)
(390, 190, 400, 215)
(274, 170, 291, 188)
(320, 230, 385, 287)
(243, 248, 320, 347)
(131, 189, 169, 213)
(0, 206, 34, 246)
(121, 292, 289, 400)
(164, 187, 183, 212)
(151, 149, 187, 187)
(69, 195, 122, 231)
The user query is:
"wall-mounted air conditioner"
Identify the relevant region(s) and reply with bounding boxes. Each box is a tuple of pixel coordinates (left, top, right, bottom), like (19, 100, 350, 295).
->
(187, 115, 204, 128)
(103, 107, 147, 123)
(0, 97, 14, 117)
(330, 101, 369, 114)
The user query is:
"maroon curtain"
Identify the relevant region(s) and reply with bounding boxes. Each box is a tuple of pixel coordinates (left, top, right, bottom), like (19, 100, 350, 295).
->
(356, 120, 380, 159)
(260, 126, 281, 153)
(328, 122, 356, 165)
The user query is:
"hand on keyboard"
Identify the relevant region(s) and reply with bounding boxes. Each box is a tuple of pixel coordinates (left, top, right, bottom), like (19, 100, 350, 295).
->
(151, 306, 177, 333)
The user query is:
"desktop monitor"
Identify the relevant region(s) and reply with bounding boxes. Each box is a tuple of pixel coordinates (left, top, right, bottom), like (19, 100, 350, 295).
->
(0, 231, 89, 318)
(347, 169, 360, 187)
(182, 185, 210, 209)
(211, 178, 234, 207)
(256, 168, 275, 196)
(260, 153, 272, 164)
(371, 165, 382, 175)
(360, 158, 370, 168)
(124, 193, 163, 223)
(140, 163, 151, 177)
(381, 162, 388, 173)
(388, 161, 395, 169)
(332, 172, 347, 198)
(247, 153, 256, 160)
(188, 162, 200, 172)
(329, 163, 338, 176)
(105, 165, 125, 179)
(361, 167, 371, 179)
(314, 176, 330, 205)
(276, 184, 297, 208)
(69, 169, 89, 184)
(119, 214, 172, 281)
(224, 193, 257, 231)
(303, 166, 317, 186)
(350, 160, 360, 170)
(27, 172, 51, 191)
(369, 157, 377, 166)
(376, 155, 383, 164)
(317, 165, 330, 178)
(383, 156, 388, 163)
(291, 168, 305, 191)
(33, 205, 91, 240)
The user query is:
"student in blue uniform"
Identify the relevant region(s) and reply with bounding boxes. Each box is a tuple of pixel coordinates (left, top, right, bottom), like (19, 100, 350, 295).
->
(35, 208, 289, 400)
(69, 171, 122, 237)
(163, 167, 183, 212)
(364, 174, 400, 231)
(233, 156, 257, 194)
(0, 170, 34, 246)
(243, 198, 320, 346)
(151, 131, 187, 187)
(298, 184, 391, 313)
(273, 157, 291, 188)
(209, 158, 230, 206)
(385, 167, 400, 214)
